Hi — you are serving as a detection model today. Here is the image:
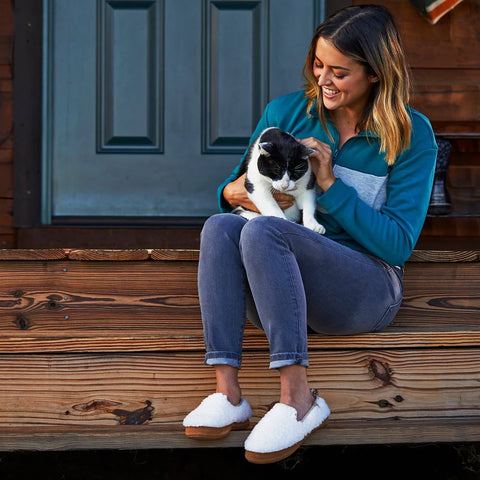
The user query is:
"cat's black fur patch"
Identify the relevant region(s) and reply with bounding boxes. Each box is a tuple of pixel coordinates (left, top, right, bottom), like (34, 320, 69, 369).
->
(244, 177, 254, 194)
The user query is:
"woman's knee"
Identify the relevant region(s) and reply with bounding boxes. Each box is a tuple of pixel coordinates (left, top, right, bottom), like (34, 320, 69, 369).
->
(201, 213, 246, 244)
(239, 216, 285, 250)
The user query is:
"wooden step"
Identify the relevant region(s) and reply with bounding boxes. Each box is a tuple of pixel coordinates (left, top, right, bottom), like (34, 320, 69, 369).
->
(0, 248, 478, 450)
(0, 249, 478, 353)
(0, 349, 479, 449)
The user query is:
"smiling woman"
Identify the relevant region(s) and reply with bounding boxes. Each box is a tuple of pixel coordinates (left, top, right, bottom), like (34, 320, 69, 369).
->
(184, 3, 438, 466)
(312, 37, 379, 140)
(303, 4, 412, 165)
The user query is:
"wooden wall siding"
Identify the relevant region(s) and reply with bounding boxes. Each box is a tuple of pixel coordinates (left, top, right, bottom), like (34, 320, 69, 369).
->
(0, 249, 479, 449)
(0, 0, 14, 248)
(363, 0, 480, 133)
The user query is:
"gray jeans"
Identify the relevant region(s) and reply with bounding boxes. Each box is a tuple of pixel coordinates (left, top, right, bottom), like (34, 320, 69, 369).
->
(198, 214, 403, 369)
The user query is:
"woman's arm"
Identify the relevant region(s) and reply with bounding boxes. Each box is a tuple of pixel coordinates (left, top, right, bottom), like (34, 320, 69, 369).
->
(319, 117, 437, 266)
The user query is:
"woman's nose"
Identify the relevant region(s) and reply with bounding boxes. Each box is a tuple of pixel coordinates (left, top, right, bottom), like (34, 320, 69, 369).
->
(317, 71, 332, 86)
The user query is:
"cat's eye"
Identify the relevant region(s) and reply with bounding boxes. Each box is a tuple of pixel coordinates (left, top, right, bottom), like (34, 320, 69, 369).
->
(294, 162, 307, 171)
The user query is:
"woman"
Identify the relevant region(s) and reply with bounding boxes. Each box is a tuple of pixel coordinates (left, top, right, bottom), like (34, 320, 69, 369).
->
(183, 4, 437, 464)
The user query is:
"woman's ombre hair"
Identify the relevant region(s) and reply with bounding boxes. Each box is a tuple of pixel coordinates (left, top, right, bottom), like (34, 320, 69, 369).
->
(303, 5, 411, 165)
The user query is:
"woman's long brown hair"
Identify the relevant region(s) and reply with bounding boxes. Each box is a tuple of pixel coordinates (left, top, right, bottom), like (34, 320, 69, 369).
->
(303, 5, 412, 165)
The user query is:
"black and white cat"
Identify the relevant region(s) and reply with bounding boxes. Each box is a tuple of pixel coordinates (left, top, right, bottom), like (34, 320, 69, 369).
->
(233, 127, 325, 234)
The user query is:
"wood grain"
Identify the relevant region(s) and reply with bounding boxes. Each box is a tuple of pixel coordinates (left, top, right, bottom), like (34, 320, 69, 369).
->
(1, 417, 479, 451)
(0, 249, 68, 260)
(0, 349, 478, 428)
(408, 250, 480, 262)
(1, 248, 477, 263)
(150, 249, 200, 261)
(0, 249, 478, 450)
(67, 249, 150, 261)
(0, 256, 478, 353)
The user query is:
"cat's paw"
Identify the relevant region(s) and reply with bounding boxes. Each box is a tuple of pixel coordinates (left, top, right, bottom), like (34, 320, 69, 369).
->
(303, 219, 326, 235)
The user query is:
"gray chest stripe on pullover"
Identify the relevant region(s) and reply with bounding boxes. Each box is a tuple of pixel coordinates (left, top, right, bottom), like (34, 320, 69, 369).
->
(317, 165, 388, 213)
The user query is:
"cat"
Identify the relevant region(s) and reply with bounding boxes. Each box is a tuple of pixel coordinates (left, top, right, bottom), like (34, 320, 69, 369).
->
(233, 127, 326, 234)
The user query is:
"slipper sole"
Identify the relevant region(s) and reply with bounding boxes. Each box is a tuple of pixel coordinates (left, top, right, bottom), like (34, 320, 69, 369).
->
(185, 420, 250, 440)
(244, 418, 329, 464)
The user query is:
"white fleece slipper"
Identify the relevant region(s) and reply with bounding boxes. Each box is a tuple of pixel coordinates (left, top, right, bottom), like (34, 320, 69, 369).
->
(183, 393, 253, 440)
(244, 391, 330, 464)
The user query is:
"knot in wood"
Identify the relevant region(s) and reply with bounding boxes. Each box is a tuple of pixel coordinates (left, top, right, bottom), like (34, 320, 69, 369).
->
(113, 400, 154, 425)
(369, 358, 392, 385)
(14, 315, 32, 330)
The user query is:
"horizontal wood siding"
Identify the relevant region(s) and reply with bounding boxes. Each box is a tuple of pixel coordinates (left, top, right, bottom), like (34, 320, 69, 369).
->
(0, 0, 13, 248)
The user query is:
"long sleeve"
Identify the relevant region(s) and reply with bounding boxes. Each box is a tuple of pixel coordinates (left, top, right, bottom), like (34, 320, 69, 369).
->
(319, 114, 437, 266)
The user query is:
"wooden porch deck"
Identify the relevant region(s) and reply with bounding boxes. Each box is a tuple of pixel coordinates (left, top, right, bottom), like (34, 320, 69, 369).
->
(0, 248, 479, 451)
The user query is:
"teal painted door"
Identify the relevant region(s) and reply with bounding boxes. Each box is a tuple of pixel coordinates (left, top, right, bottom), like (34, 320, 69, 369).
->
(42, 0, 324, 222)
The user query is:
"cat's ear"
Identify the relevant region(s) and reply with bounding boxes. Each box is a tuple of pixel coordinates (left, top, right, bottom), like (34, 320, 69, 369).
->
(258, 142, 273, 157)
(300, 145, 316, 158)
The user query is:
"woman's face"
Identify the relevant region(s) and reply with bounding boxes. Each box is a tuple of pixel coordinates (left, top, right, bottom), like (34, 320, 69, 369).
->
(313, 37, 378, 117)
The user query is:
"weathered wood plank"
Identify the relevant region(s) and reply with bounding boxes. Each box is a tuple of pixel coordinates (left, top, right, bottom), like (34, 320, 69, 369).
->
(67, 249, 150, 261)
(0, 249, 478, 262)
(408, 250, 480, 262)
(0, 350, 478, 426)
(0, 249, 68, 260)
(383, 0, 480, 70)
(1, 329, 480, 354)
(150, 249, 200, 261)
(0, 349, 478, 450)
(0, 260, 478, 352)
(1, 417, 479, 451)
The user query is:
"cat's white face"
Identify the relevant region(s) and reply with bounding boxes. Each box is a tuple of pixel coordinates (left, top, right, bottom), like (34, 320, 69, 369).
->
(271, 173, 297, 192)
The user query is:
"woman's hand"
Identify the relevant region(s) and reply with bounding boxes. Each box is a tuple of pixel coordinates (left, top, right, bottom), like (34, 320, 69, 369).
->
(223, 173, 295, 211)
(298, 137, 336, 192)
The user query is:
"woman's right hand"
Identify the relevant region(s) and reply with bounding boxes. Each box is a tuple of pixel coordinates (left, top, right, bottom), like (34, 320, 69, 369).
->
(223, 174, 259, 211)
(223, 173, 295, 212)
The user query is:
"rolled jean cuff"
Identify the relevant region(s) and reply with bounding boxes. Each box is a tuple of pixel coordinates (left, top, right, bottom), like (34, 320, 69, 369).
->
(269, 353, 309, 370)
(205, 352, 242, 369)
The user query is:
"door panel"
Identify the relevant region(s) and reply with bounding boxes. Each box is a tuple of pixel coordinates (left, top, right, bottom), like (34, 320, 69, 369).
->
(42, 0, 324, 222)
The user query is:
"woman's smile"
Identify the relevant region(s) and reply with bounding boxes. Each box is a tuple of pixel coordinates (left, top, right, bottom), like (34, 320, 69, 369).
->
(322, 86, 340, 99)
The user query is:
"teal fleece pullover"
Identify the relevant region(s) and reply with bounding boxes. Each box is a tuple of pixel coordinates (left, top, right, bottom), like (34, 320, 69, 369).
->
(218, 90, 437, 267)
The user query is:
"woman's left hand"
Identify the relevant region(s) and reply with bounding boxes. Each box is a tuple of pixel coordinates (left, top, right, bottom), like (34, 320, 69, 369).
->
(298, 137, 336, 193)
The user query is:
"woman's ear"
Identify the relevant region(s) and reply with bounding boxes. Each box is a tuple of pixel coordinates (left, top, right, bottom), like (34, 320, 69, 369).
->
(369, 75, 380, 84)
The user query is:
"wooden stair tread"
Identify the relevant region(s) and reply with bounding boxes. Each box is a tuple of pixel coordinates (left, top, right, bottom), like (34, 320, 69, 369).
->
(0, 248, 478, 262)
(1, 417, 479, 450)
